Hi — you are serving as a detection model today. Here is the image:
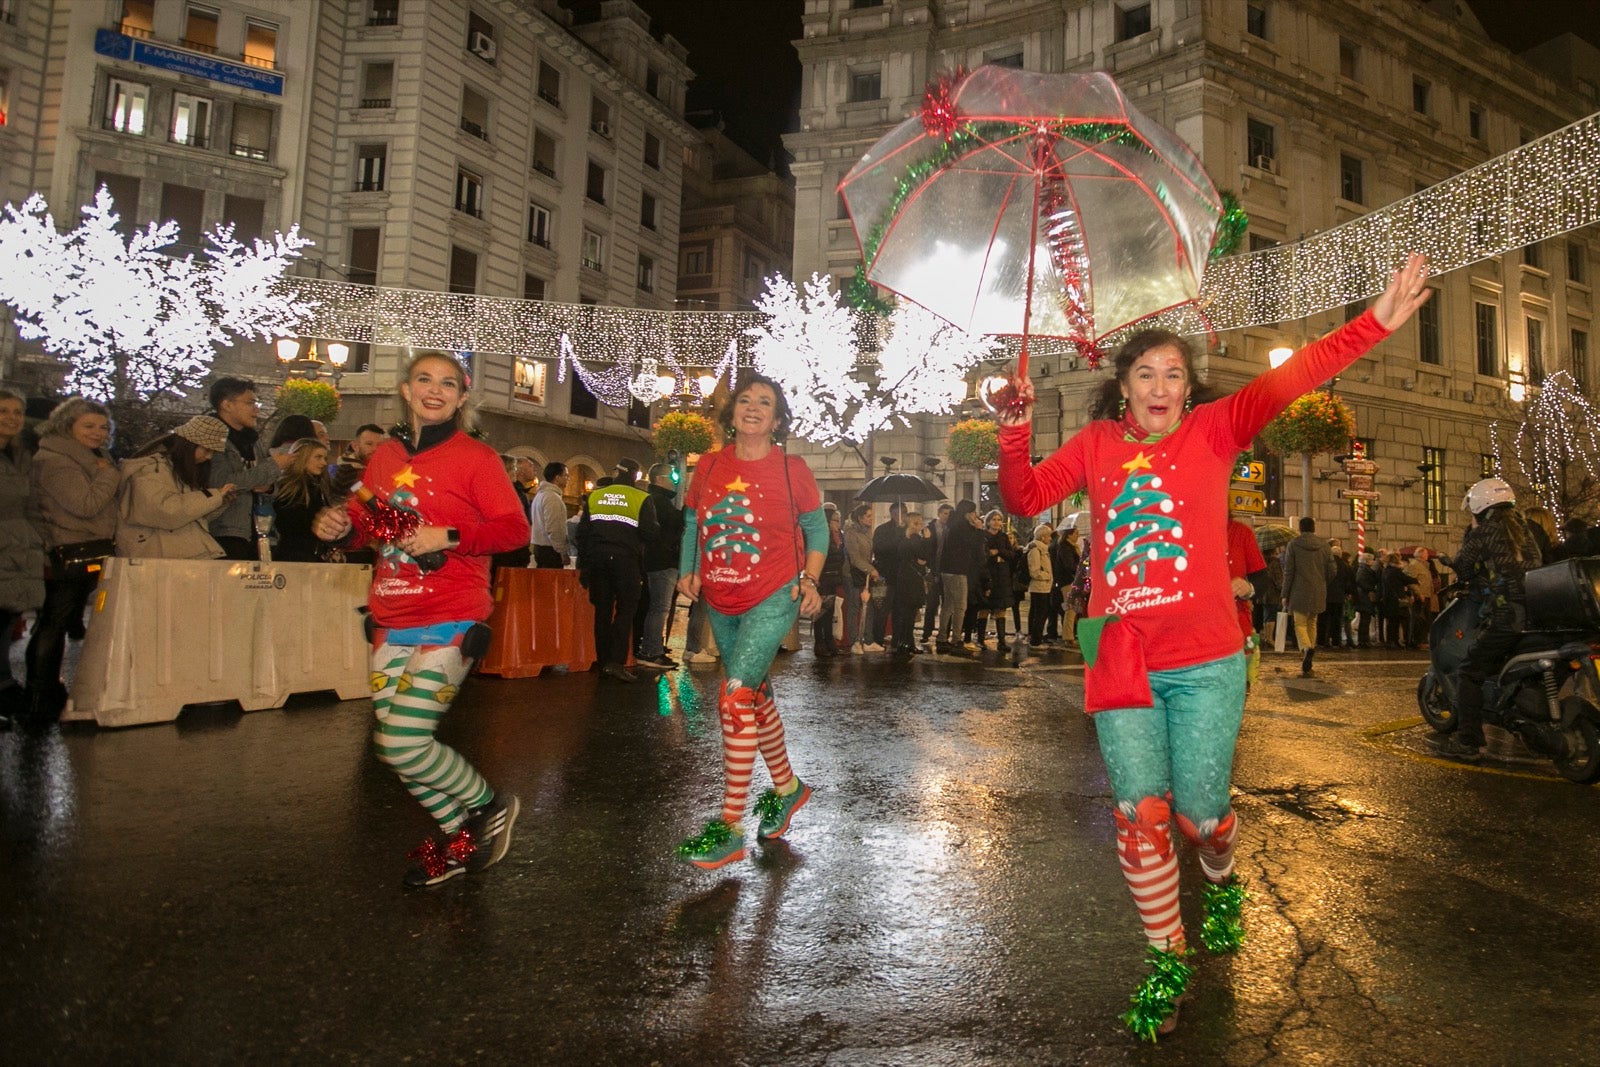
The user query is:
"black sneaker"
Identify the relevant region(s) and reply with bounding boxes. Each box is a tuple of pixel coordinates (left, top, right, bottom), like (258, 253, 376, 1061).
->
(1431, 735, 1483, 762)
(403, 835, 470, 888)
(464, 793, 520, 873)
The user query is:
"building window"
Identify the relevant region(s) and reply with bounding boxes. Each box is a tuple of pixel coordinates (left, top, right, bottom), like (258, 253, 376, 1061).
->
(94, 171, 142, 235)
(230, 103, 272, 160)
(1338, 38, 1359, 80)
(1422, 447, 1446, 525)
(1527, 316, 1545, 384)
(645, 66, 661, 98)
(1475, 301, 1500, 377)
(1339, 154, 1363, 204)
(1468, 103, 1484, 141)
(644, 131, 661, 170)
(159, 183, 205, 248)
(532, 129, 557, 178)
(637, 254, 654, 292)
(581, 229, 603, 271)
(527, 201, 551, 246)
(1418, 289, 1440, 364)
(1480, 453, 1495, 478)
(466, 12, 497, 62)
(224, 195, 264, 246)
(569, 374, 599, 419)
(356, 144, 386, 191)
(848, 69, 881, 103)
(1412, 76, 1430, 115)
(120, 0, 155, 37)
(523, 273, 546, 301)
(183, 5, 219, 54)
(1524, 242, 1543, 270)
(448, 245, 477, 294)
(744, 253, 762, 282)
(1249, 234, 1277, 252)
(170, 93, 211, 148)
(106, 78, 149, 135)
(1571, 327, 1590, 392)
(455, 168, 484, 217)
(640, 192, 656, 230)
(460, 85, 489, 140)
(627, 398, 651, 429)
(585, 160, 607, 205)
(1569, 242, 1587, 284)
(349, 227, 380, 286)
(537, 61, 562, 108)
(369, 0, 399, 27)
(1117, 2, 1152, 40)
(683, 244, 710, 276)
(361, 61, 394, 108)
(1246, 118, 1275, 170)
(589, 97, 613, 139)
(1246, 3, 1267, 39)
(513, 357, 546, 404)
(989, 51, 1024, 69)
(243, 20, 277, 69)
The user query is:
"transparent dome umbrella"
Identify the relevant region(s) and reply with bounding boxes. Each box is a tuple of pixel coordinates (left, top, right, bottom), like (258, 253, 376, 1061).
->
(841, 65, 1225, 375)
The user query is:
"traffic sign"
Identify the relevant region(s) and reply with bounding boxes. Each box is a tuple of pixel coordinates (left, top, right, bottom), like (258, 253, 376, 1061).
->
(1338, 488, 1381, 501)
(1230, 488, 1267, 513)
(1340, 459, 1379, 475)
(1234, 460, 1266, 484)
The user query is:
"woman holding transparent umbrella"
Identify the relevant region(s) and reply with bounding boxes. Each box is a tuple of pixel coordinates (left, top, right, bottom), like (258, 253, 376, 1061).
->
(997, 254, 1434, 1040)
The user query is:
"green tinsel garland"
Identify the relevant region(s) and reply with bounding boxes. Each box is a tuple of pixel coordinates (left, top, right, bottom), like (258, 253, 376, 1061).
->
(1210, 191, 1249, 261)
(1200, 875, 1248, 954)
(1121, 945, 1195, 1043)
(674, 819, 740, 859)
(753, 790, 784, 823)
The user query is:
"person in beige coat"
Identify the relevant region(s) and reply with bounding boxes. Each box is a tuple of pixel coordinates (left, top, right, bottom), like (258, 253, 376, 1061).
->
(27, 397, 120, 719)
(117, 416, 237, 560)
(1025, 522, 1055, 646)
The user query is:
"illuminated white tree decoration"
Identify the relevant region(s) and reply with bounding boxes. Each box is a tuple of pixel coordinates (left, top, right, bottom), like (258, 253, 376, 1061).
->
(1504, 370, 1600, 526)
(746, 273, 998, 447)
(0, 187, 314, 402)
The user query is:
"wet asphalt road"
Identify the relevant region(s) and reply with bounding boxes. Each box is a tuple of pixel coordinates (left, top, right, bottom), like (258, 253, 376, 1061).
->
(3, 639, 1599, 1066)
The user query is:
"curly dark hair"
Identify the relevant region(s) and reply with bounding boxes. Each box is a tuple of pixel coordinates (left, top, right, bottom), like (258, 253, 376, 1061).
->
(717, 371, 793, 445)
(1087, 329, 1221, 422)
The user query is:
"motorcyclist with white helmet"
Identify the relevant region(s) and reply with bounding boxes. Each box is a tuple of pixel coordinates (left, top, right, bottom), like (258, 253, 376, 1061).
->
(1434, 478, 1543, 760)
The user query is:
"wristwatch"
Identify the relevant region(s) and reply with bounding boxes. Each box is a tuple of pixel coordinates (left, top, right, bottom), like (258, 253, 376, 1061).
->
(445, 527, 461, 549)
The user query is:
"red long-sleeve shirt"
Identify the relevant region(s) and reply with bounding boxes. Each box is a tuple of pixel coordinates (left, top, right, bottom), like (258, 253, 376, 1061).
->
(1000, 312, 1390, 710)
(350, 430, 531, 627)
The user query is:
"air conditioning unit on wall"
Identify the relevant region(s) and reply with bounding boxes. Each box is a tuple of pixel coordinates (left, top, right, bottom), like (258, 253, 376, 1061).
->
(469, 31, 496, 61)
(591, 120, 611, 137)
(1254, 154, 1278, 175)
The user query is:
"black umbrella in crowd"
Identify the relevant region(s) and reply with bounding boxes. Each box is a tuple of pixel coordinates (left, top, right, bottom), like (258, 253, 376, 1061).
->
(855, 472, 947, 508)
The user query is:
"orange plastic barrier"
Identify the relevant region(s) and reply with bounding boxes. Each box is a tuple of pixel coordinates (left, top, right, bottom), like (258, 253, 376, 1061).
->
(479, 567, 597, 677)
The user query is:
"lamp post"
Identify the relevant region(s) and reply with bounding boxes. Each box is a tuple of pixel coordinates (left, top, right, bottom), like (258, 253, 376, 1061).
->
(275, 337, 350, 387)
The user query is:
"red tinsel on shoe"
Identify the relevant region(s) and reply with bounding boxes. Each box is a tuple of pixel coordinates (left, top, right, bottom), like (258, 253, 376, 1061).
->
(447, 829, 478, 862)
(407, 837, 450, 877)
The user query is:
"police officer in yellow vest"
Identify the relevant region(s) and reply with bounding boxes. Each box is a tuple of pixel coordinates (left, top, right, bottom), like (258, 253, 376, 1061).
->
(577, 458, 659, 682)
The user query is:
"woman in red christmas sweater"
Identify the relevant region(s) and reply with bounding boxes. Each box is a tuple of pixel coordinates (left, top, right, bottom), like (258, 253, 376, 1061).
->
(998, 254, 1433, 1039)
(673, 372, 828, 869)
(314, 352, 531, 888)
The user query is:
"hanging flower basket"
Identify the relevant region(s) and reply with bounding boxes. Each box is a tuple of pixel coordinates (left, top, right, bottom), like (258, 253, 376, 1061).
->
(274, 378, 341, 422)
(947, 417, 999, 469)
(1259, 392, 1356, 456)
(652, 410, 716, 459)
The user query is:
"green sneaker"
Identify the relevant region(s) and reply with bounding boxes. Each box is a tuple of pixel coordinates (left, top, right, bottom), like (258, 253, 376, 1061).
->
(1121, 945, 1195, 1042)
(675, 819, 745, 869)
(1200, 875, 1248, 953)
(754, 779, 812, 840)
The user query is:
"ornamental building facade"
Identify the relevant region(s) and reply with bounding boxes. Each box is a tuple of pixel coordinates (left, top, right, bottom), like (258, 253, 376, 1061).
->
(785, 0, 1600, 549)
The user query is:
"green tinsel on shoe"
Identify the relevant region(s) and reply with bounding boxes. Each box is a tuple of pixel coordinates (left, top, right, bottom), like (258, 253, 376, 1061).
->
(1120, 945, 1195, 1042)
(1200, 875, 1248, 954)
(675, 819, 739, 860)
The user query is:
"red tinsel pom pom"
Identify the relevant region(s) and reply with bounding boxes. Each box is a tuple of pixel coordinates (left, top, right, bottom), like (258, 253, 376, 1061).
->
(407, 837, 450, 877)
(447, 829, 478, 862)
(920, 68, 967, 142)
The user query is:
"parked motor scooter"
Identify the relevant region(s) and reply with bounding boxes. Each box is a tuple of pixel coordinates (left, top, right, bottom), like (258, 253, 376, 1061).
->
(1417, 558, 1600, 783)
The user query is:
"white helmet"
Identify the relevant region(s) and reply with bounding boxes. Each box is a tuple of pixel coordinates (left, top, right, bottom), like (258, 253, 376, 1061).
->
(1462, 477, 1515, 516)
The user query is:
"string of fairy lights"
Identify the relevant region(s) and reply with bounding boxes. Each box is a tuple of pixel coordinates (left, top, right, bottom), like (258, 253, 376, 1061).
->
(1489, 370, 1600, 527)
(278, 108, 1600, 409)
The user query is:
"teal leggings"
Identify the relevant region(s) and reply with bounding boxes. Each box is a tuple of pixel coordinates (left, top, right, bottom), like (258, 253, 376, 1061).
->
(1093, 653, 1246, 826)
(707, 582, 801, 689)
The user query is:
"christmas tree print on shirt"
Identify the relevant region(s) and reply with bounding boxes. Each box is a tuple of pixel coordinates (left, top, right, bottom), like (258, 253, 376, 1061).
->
(1103, 451, 1188, 586)
(703, 475, 762, 571)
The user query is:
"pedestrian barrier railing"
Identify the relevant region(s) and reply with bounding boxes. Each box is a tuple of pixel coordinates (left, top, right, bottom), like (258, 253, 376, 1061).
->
(63, 558, 372, 728)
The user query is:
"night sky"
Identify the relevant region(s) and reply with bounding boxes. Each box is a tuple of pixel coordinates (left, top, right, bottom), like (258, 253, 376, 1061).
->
(563, 0, 1596, 166)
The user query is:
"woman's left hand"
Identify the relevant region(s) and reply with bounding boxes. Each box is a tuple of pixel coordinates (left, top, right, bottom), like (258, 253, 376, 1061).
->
(1371, 253, 1432, 331)
(399, 525, 453, 556)
(794, 580, 822, 619)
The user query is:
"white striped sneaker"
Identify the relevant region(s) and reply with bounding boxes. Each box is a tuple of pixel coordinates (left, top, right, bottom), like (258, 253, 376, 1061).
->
(464, 793, 520, 873)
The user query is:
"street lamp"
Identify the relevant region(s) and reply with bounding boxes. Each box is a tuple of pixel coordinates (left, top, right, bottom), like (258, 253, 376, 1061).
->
(276, 337, 350, 387)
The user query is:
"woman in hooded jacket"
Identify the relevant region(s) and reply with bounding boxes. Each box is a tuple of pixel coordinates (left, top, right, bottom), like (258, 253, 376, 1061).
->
(117, 416, 236, 560)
